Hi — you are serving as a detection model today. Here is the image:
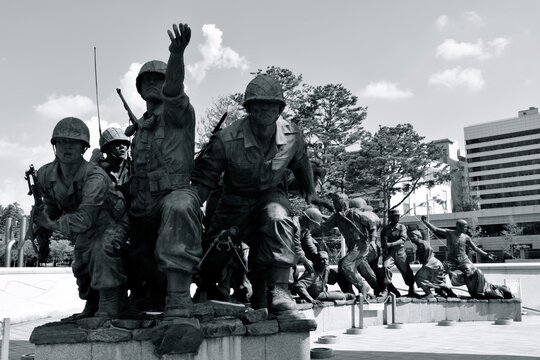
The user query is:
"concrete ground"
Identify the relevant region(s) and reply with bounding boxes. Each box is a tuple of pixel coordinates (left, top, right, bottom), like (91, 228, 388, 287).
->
(2, 314, 540, 360)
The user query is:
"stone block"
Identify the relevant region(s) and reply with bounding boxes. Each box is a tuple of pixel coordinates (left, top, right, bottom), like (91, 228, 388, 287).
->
(110, 319, 141, 330)
(428, 303, 446, 322)
(396, 297, 411, 304)
(239, 308, 268, 324)
(265, 332, 310, 360)
(208, 300, 247, 317)
(133, 328, 154, 341)
(30, 322, 88, 345)
(87, 328, 132, 342)
(152, 318, 204, 355)
(245, 320, 279, 336)
(445, 303, 461, 321)
(278, 318, 317, 332)
(333, 300, 346, 306)
(197, 336, 242, 360)
(193, 303, 215, 323)
(35, 343, 92, 360)
(141, 319, 157, 328)
(76, 317, 107, 330)
(241, 335, 265, 360)
(91, 341, 141, 360)
(140, 341, 161, 360)
(201, 319, 246, 338)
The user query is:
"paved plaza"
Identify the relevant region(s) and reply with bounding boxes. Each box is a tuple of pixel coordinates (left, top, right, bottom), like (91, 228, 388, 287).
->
(2, 314, 540, 359)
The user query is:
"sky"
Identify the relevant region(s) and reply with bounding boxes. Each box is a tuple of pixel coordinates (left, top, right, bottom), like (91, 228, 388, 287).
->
(1, 0, 539, 213)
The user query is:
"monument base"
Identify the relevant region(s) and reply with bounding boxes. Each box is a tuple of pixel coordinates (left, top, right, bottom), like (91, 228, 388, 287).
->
(30, 301, 316, 360)
(298, 297, 522, 333)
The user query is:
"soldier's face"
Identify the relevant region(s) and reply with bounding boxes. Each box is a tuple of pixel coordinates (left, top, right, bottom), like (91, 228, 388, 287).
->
(107, 141, 128, 160)
(249, 100, 281, 127)
(140, 73, 165, 101)
(55, 138, 85, 164)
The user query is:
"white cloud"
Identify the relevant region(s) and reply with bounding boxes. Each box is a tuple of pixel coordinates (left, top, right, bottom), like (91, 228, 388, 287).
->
(358, 81, 413, 100)
(461, 11, 485, 27)
(436, 15, 449, 31)
(489, 37, 510, 56)
(436, 39, 484, 60)
(117, 62, 146, 116)
(34, 94, 96, 120)
(187, 24, 249, 83)
(436, 38, 511, 61)
(428, 67, 485, 91)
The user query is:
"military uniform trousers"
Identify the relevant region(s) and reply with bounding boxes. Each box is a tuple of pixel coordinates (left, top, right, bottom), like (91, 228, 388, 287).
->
(72, 215, 128, 299)
(382, 246, 415, 287)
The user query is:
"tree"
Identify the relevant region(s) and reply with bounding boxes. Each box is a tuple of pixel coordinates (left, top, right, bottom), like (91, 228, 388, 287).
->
(501, 219, 523, 259)
(299, 84, 367, 192)
(196, 93, 245, 147)
(1, 203, 24, 241)
(49, 239, 74, 266)
(346, 124, 450, 222)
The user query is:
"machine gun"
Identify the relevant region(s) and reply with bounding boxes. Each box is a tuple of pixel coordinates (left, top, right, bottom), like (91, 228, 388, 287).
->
(198, 226, 248, 273)
(116, 88, 139, 137)
(24, 165, 51, 263)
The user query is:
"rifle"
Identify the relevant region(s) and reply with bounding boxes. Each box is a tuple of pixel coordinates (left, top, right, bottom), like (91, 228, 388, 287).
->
(194, 112, 228, 162)
(24, 165, 51, 263)
(116, 88, 139, 137)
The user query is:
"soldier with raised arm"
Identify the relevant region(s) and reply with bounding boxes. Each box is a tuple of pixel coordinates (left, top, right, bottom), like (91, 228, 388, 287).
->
(191, 75, 315, 318)
(421, 217, 513, 299)
(127, 23, 202, 317)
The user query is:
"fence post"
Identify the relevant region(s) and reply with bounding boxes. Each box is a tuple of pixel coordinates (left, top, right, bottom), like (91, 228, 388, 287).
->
(1, 318, 10, 360)
(17, 216, 28, 267)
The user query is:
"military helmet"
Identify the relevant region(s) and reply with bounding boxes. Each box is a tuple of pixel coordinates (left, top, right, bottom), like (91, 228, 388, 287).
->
(99, 127, 130, 151)
(349, 197, 368, 210)
(136, 60, 167, 94)
(51, 117, 90, 148)
(243, 75, 286, 108)
(303, 207, 323, 226)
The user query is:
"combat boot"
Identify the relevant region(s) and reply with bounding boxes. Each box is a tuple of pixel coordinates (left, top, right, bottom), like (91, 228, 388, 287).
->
(94, 287, 122, 318)
(267, 267, 299, 317)
(164, 271, 194, 318)
(61, 289, 99, 321)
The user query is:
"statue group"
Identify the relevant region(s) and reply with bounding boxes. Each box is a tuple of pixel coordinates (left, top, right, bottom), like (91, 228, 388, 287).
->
(29, 23, 513, 331)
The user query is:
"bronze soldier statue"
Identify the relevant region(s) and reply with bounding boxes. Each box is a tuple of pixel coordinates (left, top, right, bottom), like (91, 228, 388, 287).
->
(421, 217, 513, 299)
(292, 251, 354, 305)
(90, 127, 132, 195)
(192, 74, 315, 318)
(408, 229, 457, 298)
(381, 209, 416, 297)
(127, 23, 202, 318)
(320, 193, 381, 299)
(34, 117, 129, 319)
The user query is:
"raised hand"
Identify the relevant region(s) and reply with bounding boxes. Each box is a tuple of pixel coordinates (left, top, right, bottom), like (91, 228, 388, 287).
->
(168, 23, 191, 54)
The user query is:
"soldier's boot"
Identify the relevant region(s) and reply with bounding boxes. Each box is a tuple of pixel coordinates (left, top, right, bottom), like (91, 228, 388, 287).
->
(267, 267, 300, 318)
(443, 287, 458, 298)
(94, 287, 122, 318)
(407, 285, 417, 297)
(61, 290, 99, 321)
(164, 271, 194, 318)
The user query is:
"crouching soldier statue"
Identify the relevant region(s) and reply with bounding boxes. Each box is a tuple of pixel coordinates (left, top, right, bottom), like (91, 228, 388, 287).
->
(192, 74, 315, 318)
(34, 117, 128, 320)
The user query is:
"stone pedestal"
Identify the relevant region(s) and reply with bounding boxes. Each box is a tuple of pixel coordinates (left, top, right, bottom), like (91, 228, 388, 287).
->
(30, 302, 315, 360)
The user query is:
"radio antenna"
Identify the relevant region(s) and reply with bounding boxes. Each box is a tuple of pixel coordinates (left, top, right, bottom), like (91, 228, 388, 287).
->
(93, 46, 102, 135)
